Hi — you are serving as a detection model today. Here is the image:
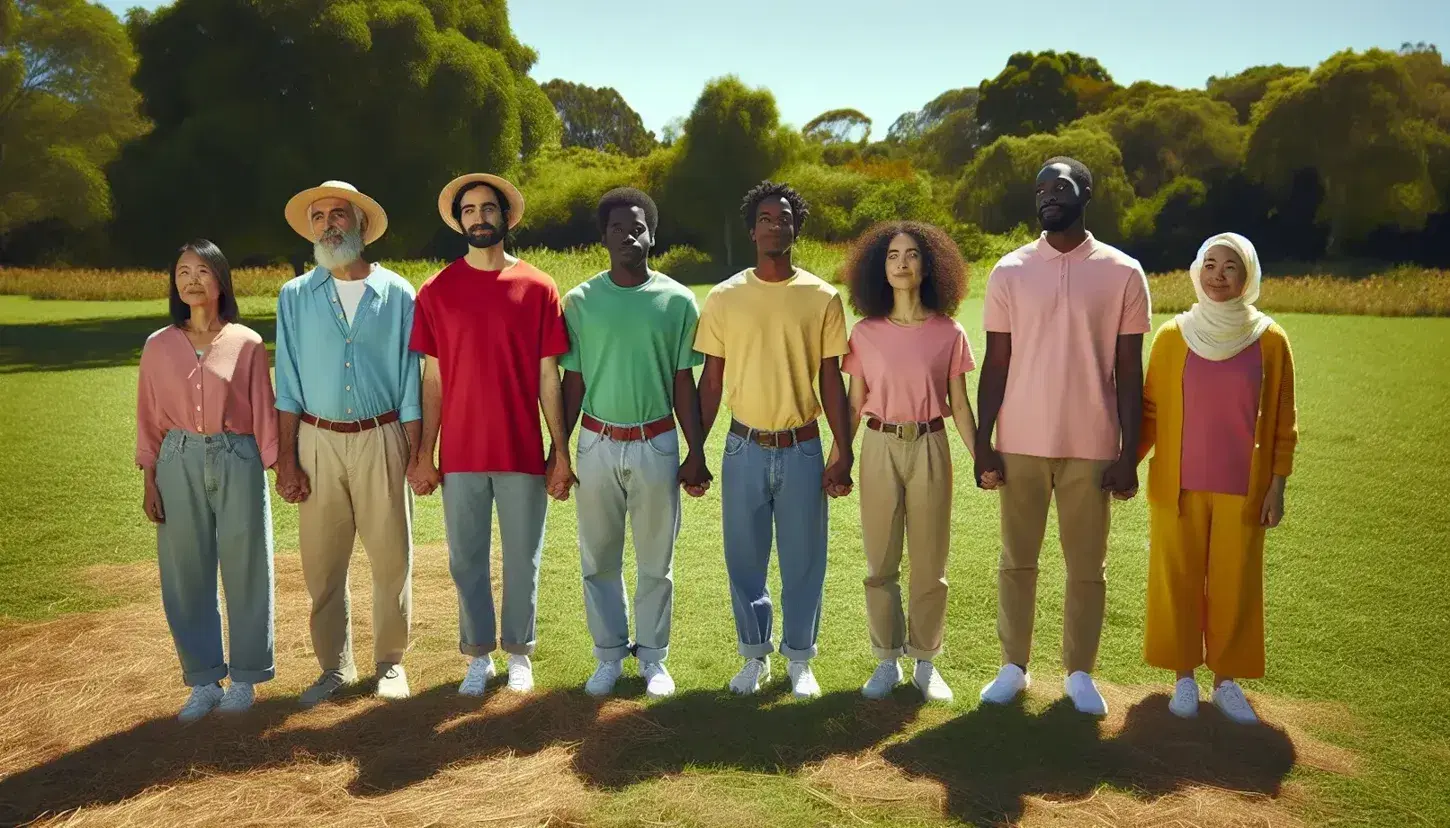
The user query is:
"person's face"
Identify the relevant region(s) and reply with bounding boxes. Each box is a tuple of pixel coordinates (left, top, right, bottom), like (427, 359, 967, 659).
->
(174, 250, 220, 310)
(1034, 164, 1087, 232)
(884, 232, 923, 294)
(459, 186, 506, 249)
(604, 205, 651, 269)
(752, 197, 795, 256)
(1200, 244, 1248, 302)
(309, 197, 357, 247)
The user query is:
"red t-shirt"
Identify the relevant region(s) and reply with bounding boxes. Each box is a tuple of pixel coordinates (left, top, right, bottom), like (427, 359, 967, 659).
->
(410, 259, 569, 475)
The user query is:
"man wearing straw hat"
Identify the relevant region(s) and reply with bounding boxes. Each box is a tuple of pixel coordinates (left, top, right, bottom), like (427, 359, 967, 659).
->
(275, 180, 421, 707)
(407, 173, 572, 697)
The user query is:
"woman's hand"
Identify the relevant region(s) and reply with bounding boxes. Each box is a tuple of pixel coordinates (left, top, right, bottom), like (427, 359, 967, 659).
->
(1261, 475, 1286, 528)
(143, 474, 165, 524)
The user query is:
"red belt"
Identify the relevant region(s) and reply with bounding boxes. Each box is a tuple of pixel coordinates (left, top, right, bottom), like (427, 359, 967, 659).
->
(302, 410, 400, 433)
(581, 413, 676, 442)
(865, 416, 945, 441)
(729, 419, 820, 448)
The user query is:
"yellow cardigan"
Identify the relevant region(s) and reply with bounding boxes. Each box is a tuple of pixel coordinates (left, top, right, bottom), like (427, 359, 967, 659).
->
(1138, 320, 1298, 523)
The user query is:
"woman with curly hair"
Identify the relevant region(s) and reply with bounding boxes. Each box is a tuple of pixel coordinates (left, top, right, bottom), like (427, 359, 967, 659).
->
(837, 221, 982, 703)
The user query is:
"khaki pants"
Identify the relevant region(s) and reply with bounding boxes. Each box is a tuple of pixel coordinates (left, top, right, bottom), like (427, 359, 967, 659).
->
(298, 420, 413, 672)
(997, 453, 1111, 674)
(860, 428, 952, 661)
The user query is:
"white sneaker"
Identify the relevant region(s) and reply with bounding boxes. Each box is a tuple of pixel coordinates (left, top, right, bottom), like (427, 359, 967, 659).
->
(458, 657, 496, 697)
(1065, 671, 1108, 716)
(1169, 677, 1200, 718)
(1212, 681, 1260, 725)
(299, 665, 357, 708)
(585, 659, 623, 697)
(980, 664, 1030, 705)
(729, 657, 770, 695)
(178, 682, 225, 723)
(912, 660, 955, 704)
(641, 661, 676, 699)
(376, 663, 410, 700)
(787, 660, 821, 699)
(507, 654, 534, 693)
(217, 681, 254, 715)
(861, 659, 903, 700)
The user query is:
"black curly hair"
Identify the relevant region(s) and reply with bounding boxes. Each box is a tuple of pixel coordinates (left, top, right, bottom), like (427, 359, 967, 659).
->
(1041, 155, 1093, 194)
(597, 187, 659, 237)
(740, 180, 809, 233)
(844, 221, 969, 319)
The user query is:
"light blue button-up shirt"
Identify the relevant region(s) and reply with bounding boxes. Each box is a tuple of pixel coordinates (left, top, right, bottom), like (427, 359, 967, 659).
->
(274, 264, 422, 423)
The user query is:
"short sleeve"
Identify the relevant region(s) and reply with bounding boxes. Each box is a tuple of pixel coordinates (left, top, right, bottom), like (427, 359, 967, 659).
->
(539, 279, 570, 358)
(840, 325, 866, 377)
(409, 279, 438, 357)
(559, 289, 583, 373)
(820, 293, 849, 359)
(693, 288, 727, 357)
(1119, 264, 1152, 335)
(983, 266, 1012, 333)
(675, 293, 704, 370)
(948, 321, 976, 377)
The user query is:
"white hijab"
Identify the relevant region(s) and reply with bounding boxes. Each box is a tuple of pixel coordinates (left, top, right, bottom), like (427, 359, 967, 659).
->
(1175, 232, 1273, 361)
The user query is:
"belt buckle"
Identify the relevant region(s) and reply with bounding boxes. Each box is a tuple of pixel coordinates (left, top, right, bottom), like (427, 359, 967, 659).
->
(897, 422, 919, 442)
(758, 431, 779, 448)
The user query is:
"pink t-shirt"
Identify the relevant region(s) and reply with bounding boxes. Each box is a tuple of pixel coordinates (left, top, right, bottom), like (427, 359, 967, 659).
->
(842, 315, 975, 423)
(136, 323, 279, 469)
(1181, 341, 1262, 496)
(983, 233, 1151, 460)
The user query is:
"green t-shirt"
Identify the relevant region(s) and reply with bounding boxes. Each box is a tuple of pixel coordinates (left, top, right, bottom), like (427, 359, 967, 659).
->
(560, 269, 703, 424)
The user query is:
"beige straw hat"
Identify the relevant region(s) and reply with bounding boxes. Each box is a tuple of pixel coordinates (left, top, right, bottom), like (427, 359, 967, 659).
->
(437, 173, 525, 233)
(285, 180, 388, 245)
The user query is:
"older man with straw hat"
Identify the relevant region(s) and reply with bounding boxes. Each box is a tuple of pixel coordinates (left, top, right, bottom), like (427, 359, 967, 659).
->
(407, 173, 572, 698)
(275, 180, 422, 707)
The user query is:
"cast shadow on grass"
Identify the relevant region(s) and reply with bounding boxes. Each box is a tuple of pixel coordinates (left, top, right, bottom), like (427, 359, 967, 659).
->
(0, 683, 918, 825)
(0, 316, 277, 374)
(882, 693, 1298, 826)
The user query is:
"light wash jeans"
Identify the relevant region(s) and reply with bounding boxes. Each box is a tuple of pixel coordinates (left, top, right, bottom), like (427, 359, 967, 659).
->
(575, 423, 680, 662)
(442, 472, 547, 656)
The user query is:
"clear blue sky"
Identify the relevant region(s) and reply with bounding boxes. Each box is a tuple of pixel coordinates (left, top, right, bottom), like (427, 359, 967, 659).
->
(102, 0, 1449, 135)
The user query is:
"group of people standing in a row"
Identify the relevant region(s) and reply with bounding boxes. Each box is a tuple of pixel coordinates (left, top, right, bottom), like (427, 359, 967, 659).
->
(136, 155, 1296, 728)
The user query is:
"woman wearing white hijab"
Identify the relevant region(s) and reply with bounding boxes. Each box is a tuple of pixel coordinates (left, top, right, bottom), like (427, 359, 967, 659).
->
(1137, 233, 1298, 725)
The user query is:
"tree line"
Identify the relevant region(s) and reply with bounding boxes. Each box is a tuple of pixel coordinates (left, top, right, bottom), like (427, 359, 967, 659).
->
(2, 0, 1448, 272)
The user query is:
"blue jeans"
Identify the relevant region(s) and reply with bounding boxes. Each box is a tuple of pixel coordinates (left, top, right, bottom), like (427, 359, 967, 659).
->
(442, 473, 547, 657)
(721, 428, 828, 661)
(153, 430, 276, 686)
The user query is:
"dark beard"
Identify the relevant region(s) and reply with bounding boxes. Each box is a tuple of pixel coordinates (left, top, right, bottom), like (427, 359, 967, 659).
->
(1038, 203, 1083, 233)
(465, 224, 505, 249)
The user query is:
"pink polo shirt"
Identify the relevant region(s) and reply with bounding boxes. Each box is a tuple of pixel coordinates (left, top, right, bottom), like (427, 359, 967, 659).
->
(842, 315, 975, 423)
(983, 233, 1151, 461)
(136, 323, 279, 469)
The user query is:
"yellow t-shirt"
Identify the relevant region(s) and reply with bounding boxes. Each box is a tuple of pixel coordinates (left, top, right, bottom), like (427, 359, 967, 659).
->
(693, 267, 849, 431)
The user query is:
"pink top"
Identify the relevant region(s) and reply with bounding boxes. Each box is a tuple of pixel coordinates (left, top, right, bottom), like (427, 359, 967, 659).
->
(136, 323, 279, 469)
(1180, 341, 1262, 496)
(984, 233, 1152, 460)
(842, 315, 975, 423)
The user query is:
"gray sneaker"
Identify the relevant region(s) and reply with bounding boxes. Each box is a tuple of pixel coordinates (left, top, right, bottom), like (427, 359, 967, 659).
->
(300, 666, 357, 708)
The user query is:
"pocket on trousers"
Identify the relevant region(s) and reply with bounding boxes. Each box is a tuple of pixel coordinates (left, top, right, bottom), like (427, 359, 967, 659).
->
(577, 428, 602, 458)
(156, 433, 181, 465)
(645, 429, 680, 458)
(797, 437, 823, 459)
(723, 432, 746, 457)
(228, 436, 260, 462)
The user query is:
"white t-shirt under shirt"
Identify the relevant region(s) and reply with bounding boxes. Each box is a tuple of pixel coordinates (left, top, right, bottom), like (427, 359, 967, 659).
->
(333, 278, 369, 325)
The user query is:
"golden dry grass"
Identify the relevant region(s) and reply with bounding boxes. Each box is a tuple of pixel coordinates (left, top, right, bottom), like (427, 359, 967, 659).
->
(1146, 266, 1450, 316)
(0, 549, 1355, 828)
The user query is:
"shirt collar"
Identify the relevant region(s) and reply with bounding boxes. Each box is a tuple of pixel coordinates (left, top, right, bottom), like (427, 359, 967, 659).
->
(306, 263, 388, 297)
(1034, 231, 1097, 262)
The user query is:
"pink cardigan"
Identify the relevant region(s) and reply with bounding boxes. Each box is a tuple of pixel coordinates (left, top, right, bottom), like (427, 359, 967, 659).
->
(136, 323, 279, 469)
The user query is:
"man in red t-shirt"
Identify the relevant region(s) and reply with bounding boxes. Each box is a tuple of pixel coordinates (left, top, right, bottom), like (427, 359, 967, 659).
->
(407, 173, 573, 697)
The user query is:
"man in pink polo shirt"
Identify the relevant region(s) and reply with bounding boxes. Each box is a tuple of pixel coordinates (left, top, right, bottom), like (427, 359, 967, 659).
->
(974, 156, 1151, 716)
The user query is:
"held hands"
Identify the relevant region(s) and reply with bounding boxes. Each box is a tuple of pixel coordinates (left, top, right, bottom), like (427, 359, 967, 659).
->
(275, 458, 312, 504)
(975, 446, 1005, 490)
(545, 448, 578, 501)
(822, 444, 853, 498)
(1101, 456, 1139, 501)
(407, 454, 441, 497)
(1261, 476, 1286, 528)
(678, 452, 713, 498)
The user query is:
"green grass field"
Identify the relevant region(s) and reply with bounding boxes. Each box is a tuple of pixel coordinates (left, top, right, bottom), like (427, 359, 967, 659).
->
(1, 259, 1449, 826)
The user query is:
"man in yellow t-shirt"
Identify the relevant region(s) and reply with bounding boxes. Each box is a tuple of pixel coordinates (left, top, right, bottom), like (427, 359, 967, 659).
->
(695, 180, 854, 700)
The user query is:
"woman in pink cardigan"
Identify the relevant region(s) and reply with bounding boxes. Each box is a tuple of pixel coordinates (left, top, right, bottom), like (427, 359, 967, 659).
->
(136, 240, 279, 723)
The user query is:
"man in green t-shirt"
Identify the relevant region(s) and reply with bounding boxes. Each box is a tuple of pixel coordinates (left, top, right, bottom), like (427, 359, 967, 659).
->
(558, 187, 711, 699)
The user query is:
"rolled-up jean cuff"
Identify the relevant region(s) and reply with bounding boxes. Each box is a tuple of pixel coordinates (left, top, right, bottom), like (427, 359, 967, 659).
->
(184, 664, 228, 687)
(460, 641, 496, 658)
(501, 640, 536, 656)
(780, 643, 818, 661)
(229, 665, 276, 684)
(905, 645, 942, 663)
(594, 643, 633, 661)
(737, 640, 775, 659)
(633, 644, 668, 663)
(872, 645, 906, 661)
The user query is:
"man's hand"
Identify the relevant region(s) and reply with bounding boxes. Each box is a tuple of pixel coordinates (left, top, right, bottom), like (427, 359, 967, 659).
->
(407, 454, 441, 496)
(678, 452, 712, 497)
(975, 445, 1006, 490)
(275, 458, 311, 504)
(822, 448, 854, 498)
(545, 448, 578, 501)
(1101, 456, 1139, 500)
(142, 476, 165, 524)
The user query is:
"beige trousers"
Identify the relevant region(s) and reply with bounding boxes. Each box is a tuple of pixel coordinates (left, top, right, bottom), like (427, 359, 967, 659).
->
(997, 453, 1111, 675)
(298, 420, 413, 671)
(859, 428, 953, 661)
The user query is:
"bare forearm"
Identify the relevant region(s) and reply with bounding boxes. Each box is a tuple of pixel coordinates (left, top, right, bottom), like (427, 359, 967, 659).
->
(539, 362, 566, 452)
(674, 370, 706, 456)
(403, 420, 422, 456)
(950, 400, 979, 458)
(819, 360, 853, 461)
(562, 371, 585, 444)
(699, 357, 725, 438)
(418, 363, 443, 462)
(1115, 336, 1145, 461)
(975, 367, 1006, 452)
(278, 411, 301, 466)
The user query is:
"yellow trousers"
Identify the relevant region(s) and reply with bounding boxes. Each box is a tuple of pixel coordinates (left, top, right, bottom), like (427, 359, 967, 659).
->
(1145, 490, 1266, 678)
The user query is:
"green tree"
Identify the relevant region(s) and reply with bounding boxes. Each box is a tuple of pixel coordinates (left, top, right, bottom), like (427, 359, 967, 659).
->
(954, 127, 1135, 243)
(541, 78, 656, 157)
(108, 0, 558, 265)
(511, 145, 642, 249)
(1207, 64, 1308, 123)
(976, 51, 1117, 142)
(658, 76, 793, 266)
(1245, 48, 1445, 252)
(0, 0, 145, 251)
(1078, 90, 1245, 196)
(886, 87, 978, 142)
(803, 107, 871, 144)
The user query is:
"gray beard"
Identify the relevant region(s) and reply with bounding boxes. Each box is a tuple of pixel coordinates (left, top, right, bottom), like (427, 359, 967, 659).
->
(314, 230, 365, 270)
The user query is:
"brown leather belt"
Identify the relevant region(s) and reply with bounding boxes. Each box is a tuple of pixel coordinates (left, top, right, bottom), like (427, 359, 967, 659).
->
(729, 419, 820, 448)
(866, 416, 946, 441)
(302, 410, 400, 433)
(581, 413, 675, 441)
